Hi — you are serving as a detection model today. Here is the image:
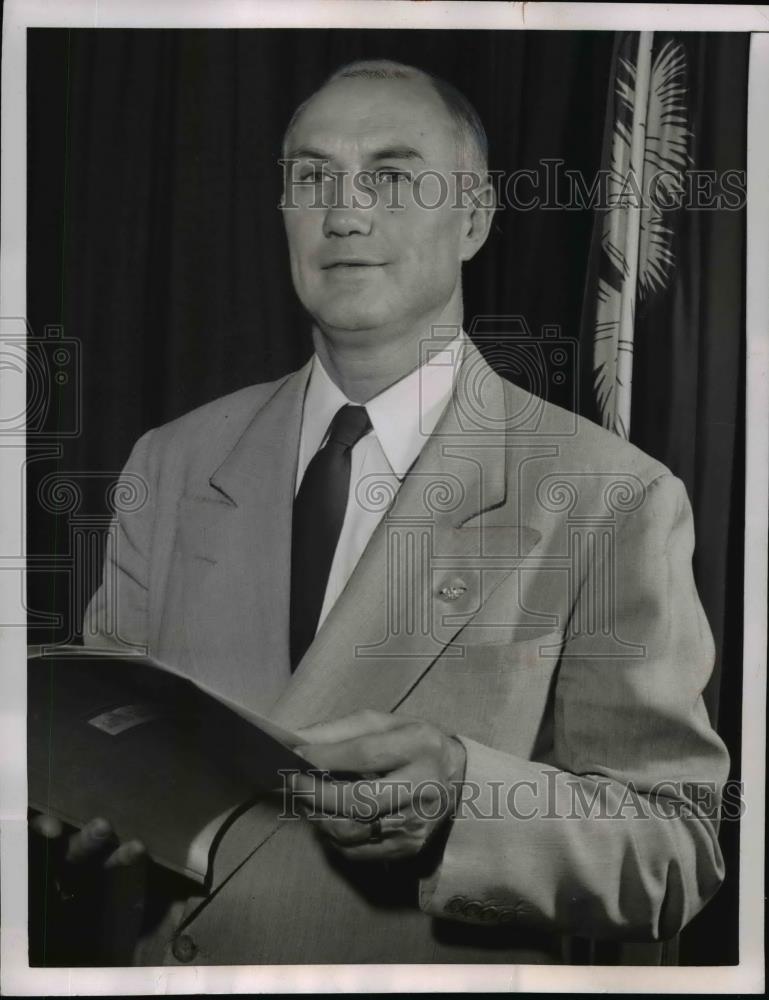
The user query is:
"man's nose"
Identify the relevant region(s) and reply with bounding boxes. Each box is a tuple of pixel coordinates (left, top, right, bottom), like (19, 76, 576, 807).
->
(322, 173, 373, 238)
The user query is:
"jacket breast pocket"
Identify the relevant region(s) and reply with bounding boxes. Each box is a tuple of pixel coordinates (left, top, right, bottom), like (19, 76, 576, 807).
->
(453, 621, 563, 649)
(403, 630, 564, 756)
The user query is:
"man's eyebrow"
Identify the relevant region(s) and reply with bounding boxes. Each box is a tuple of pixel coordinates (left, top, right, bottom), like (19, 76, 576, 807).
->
(284, 145, 426, 163)
(368, 146, 425, 162)
(285, 147, 331, 161)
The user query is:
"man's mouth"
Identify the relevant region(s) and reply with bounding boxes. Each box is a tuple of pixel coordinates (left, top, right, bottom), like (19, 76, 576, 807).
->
(321, 261, 385, 269)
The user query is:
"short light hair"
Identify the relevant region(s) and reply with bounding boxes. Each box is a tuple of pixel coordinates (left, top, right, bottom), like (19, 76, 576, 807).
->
(283, 58, 489, 175)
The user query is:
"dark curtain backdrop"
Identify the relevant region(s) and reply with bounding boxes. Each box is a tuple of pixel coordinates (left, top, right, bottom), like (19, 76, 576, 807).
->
(576, 31, 748, 966)
(626, 33, 747, 967)
(26, 28, 745, 966)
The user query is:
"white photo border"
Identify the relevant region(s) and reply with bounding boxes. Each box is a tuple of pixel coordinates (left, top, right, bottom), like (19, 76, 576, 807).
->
(1, 1, 766, 994)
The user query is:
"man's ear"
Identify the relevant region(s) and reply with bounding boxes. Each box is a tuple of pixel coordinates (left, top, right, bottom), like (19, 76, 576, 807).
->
(459, 176, 496, 263)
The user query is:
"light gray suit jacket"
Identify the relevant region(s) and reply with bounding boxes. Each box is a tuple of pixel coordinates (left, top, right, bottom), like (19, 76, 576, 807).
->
(84, 343, 729, 965)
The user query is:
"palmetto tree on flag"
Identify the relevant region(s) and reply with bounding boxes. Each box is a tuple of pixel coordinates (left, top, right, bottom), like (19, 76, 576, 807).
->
(593, 36, 692, 439)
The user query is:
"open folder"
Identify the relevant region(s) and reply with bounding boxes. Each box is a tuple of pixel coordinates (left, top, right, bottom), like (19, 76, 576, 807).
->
(27, 645, 312, 886)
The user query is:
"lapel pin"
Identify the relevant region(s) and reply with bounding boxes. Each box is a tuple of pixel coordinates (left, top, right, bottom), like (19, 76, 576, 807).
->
(438, 582, 467, 602)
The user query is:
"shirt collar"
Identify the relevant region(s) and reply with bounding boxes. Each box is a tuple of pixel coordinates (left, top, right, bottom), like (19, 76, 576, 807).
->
(301, 331, 466, 481)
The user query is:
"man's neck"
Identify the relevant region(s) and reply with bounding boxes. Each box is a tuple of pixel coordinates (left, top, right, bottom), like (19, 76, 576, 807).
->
(311, 303, 464, 404)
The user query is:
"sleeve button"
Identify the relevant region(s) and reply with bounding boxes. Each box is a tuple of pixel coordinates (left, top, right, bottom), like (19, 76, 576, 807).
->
(445, 895, 465, 914)
(171, 933, 198, 963)
(462, 900, 483, 919)
(480, 904, 499, 922)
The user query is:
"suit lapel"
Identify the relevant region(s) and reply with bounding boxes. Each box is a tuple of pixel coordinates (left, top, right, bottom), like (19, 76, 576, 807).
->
(176, 365, 310, 710)
(204, 345, 542, 891)
(176, 344, 542, 728)
(269, 343, 541, 730)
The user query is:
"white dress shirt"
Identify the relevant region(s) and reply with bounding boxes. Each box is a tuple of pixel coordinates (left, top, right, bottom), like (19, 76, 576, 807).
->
(296, 332, 465, 631)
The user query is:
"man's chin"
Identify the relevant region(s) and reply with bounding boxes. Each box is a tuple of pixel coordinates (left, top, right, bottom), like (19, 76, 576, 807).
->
(314, 305, 394, 336)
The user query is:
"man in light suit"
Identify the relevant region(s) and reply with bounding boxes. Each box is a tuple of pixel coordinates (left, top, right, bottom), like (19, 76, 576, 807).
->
(74, 59, 728, 964)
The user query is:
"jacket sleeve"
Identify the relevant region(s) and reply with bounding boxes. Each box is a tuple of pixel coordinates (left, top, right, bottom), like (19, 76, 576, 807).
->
(419, 473, 730, 941)
(82, 429, 158, 652)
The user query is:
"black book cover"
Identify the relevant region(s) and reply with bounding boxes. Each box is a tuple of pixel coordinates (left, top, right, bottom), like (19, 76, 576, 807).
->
(28, 646, 312, 885)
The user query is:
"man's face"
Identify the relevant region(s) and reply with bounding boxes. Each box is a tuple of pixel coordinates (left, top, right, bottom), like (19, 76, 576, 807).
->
(281, 76, 480, 338)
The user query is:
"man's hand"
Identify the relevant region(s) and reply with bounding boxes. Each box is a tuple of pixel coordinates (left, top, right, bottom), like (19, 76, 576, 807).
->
(28, 813, 147, 965)
(290, 710, 467, 861)
(30, 813, 146, 870)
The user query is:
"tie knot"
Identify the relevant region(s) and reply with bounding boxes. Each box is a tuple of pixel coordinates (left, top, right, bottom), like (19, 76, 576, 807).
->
(326, 404, 372, 450)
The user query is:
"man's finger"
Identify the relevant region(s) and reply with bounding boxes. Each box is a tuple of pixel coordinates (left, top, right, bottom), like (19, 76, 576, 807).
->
(294, 709, 407, 746)
(310, 813, 407, 846)
(30, 813, 64, 840)
(290, 772, 360, 817)
(290, 768, 432, 821)
(290, 771, 389, 821)
(104, 839, 147, 869)
(333, 828, 427, 862)
(311, 816, 377, 846)
(65, 817, 117, 864)
(296, 724, 429, 775)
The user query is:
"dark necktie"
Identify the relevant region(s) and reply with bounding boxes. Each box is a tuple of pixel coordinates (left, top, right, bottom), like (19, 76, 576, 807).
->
(289, 404, 372, 670)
